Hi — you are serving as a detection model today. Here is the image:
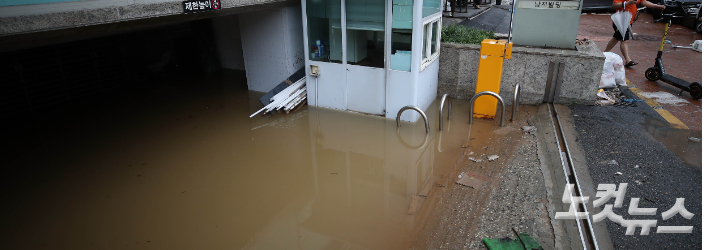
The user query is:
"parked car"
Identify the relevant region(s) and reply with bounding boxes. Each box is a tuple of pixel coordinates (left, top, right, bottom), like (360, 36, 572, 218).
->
(647, 0, 702, 33)
(582, 0, 613, 11)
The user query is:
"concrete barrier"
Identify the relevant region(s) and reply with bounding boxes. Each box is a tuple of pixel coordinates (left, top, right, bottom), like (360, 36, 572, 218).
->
(437, 40, 605, 105)
(0, 0, 298, 52)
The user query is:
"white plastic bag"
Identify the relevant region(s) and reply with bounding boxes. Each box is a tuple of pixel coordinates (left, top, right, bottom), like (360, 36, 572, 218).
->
(600, 52, 625, 88)
(608, 52, 626, 86)
(691, 40, 702, 52)
(600, 71, 616, 89)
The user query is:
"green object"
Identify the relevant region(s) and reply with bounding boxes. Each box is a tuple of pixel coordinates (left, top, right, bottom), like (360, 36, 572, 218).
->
(482, 233, 543, 250)
(441, 25, 495, 45)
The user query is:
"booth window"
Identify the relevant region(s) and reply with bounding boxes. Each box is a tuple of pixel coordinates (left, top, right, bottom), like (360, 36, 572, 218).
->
(421, 17, 441, 70)
(391, 0, 413, 72)
(306, 0, 342, 63)
(343, 0, 386, 68)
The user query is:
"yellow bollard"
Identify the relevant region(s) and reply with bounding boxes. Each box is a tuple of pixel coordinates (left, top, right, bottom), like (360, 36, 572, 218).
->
(473, 39, 512, 119)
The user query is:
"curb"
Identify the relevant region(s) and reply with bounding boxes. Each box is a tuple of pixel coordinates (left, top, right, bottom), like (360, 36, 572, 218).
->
(625, 79, 689, 129)
(467, 6, 492, 20)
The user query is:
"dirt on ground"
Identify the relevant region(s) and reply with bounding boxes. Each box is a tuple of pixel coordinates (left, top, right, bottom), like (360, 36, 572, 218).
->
(411, 106, 556, 250)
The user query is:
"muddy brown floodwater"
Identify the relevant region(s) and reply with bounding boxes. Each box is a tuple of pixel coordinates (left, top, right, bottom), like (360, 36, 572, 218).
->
(1, 71, 519, 250)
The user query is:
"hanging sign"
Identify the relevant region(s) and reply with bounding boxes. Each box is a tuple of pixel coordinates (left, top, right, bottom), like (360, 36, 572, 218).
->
(183, 0, 220, 13)
(518, 1, 579, 10)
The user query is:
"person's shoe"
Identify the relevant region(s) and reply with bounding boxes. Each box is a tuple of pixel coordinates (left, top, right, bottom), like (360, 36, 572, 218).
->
(624, 61, 638, 68)
(474, 5, 480, 8)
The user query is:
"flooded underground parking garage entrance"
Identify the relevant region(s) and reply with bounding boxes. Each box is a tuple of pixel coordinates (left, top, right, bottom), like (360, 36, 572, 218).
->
(0, 70, 553, 249)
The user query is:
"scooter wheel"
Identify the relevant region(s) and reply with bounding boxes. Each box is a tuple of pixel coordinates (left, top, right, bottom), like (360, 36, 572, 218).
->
(689, 82, 701, 99)
(645, 67, 661, 81)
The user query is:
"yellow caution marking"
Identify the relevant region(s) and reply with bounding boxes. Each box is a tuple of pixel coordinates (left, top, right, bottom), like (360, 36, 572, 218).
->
(626, 80, 689, 129)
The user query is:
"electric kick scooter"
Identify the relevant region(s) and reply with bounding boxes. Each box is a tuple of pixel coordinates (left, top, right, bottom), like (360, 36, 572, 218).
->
(645, 13, 702, 99)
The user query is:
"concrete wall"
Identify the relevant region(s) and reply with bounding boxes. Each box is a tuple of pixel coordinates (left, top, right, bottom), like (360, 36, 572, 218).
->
(212, 14, 245, 70)
(239, 5, 304, 93)
(0, 0, 297, 36)
(437, 40, 605, 105)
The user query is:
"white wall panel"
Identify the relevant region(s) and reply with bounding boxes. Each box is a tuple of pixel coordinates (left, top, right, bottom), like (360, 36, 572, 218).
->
(240, 6, 304, 93)
(417, 58, 438, 115)
(385, 70, 415, 122)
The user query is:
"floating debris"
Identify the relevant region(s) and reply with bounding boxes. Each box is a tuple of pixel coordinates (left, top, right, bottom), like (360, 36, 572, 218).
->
(608, 160, 618, 165)
(487, 155, 500, 161)
(634, 165, 640, 168)
(249, 77, 307, 117)
(615, 172, 623, 175)
(469, 157, 482, 162)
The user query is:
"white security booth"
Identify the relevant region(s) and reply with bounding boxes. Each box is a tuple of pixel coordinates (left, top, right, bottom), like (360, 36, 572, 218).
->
(301, 0, 443, 122)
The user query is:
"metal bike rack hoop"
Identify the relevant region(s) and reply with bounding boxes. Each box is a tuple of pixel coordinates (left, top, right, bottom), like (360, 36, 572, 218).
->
(439, 94, 452, 131)
(397, 105, 430, 133)
(511, 83, 521, 122)
(469, 91, 506, 127)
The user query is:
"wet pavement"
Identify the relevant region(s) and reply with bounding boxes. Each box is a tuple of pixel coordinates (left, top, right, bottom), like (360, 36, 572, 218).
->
(573, 11, 702, 249)
(569, 86, 702, 249)
(577, 12, 702, 130)
(458, 6, 513, 35)
(442, 1, 514, 29)
(0, 70, 557, 249)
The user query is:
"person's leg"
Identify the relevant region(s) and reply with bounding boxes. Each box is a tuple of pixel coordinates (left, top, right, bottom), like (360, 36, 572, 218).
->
(620, 40, 631, 65)
(607, 22, 622, 52)
(620, 25, 637, 66)
(605, 39, 619, 52)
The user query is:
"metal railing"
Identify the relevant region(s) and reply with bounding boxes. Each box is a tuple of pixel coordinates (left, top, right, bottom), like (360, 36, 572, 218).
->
(469, 91, 506, 127)
(439, 94, 452, 131)
(397, 105, 430, 133)
(397, 127, 430, 149)
(511, 83, 521, 122)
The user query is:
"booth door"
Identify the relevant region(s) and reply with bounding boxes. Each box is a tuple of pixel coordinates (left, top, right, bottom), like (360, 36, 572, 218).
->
(344, 0, 386, 116)
(346, 65, 385, 115)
